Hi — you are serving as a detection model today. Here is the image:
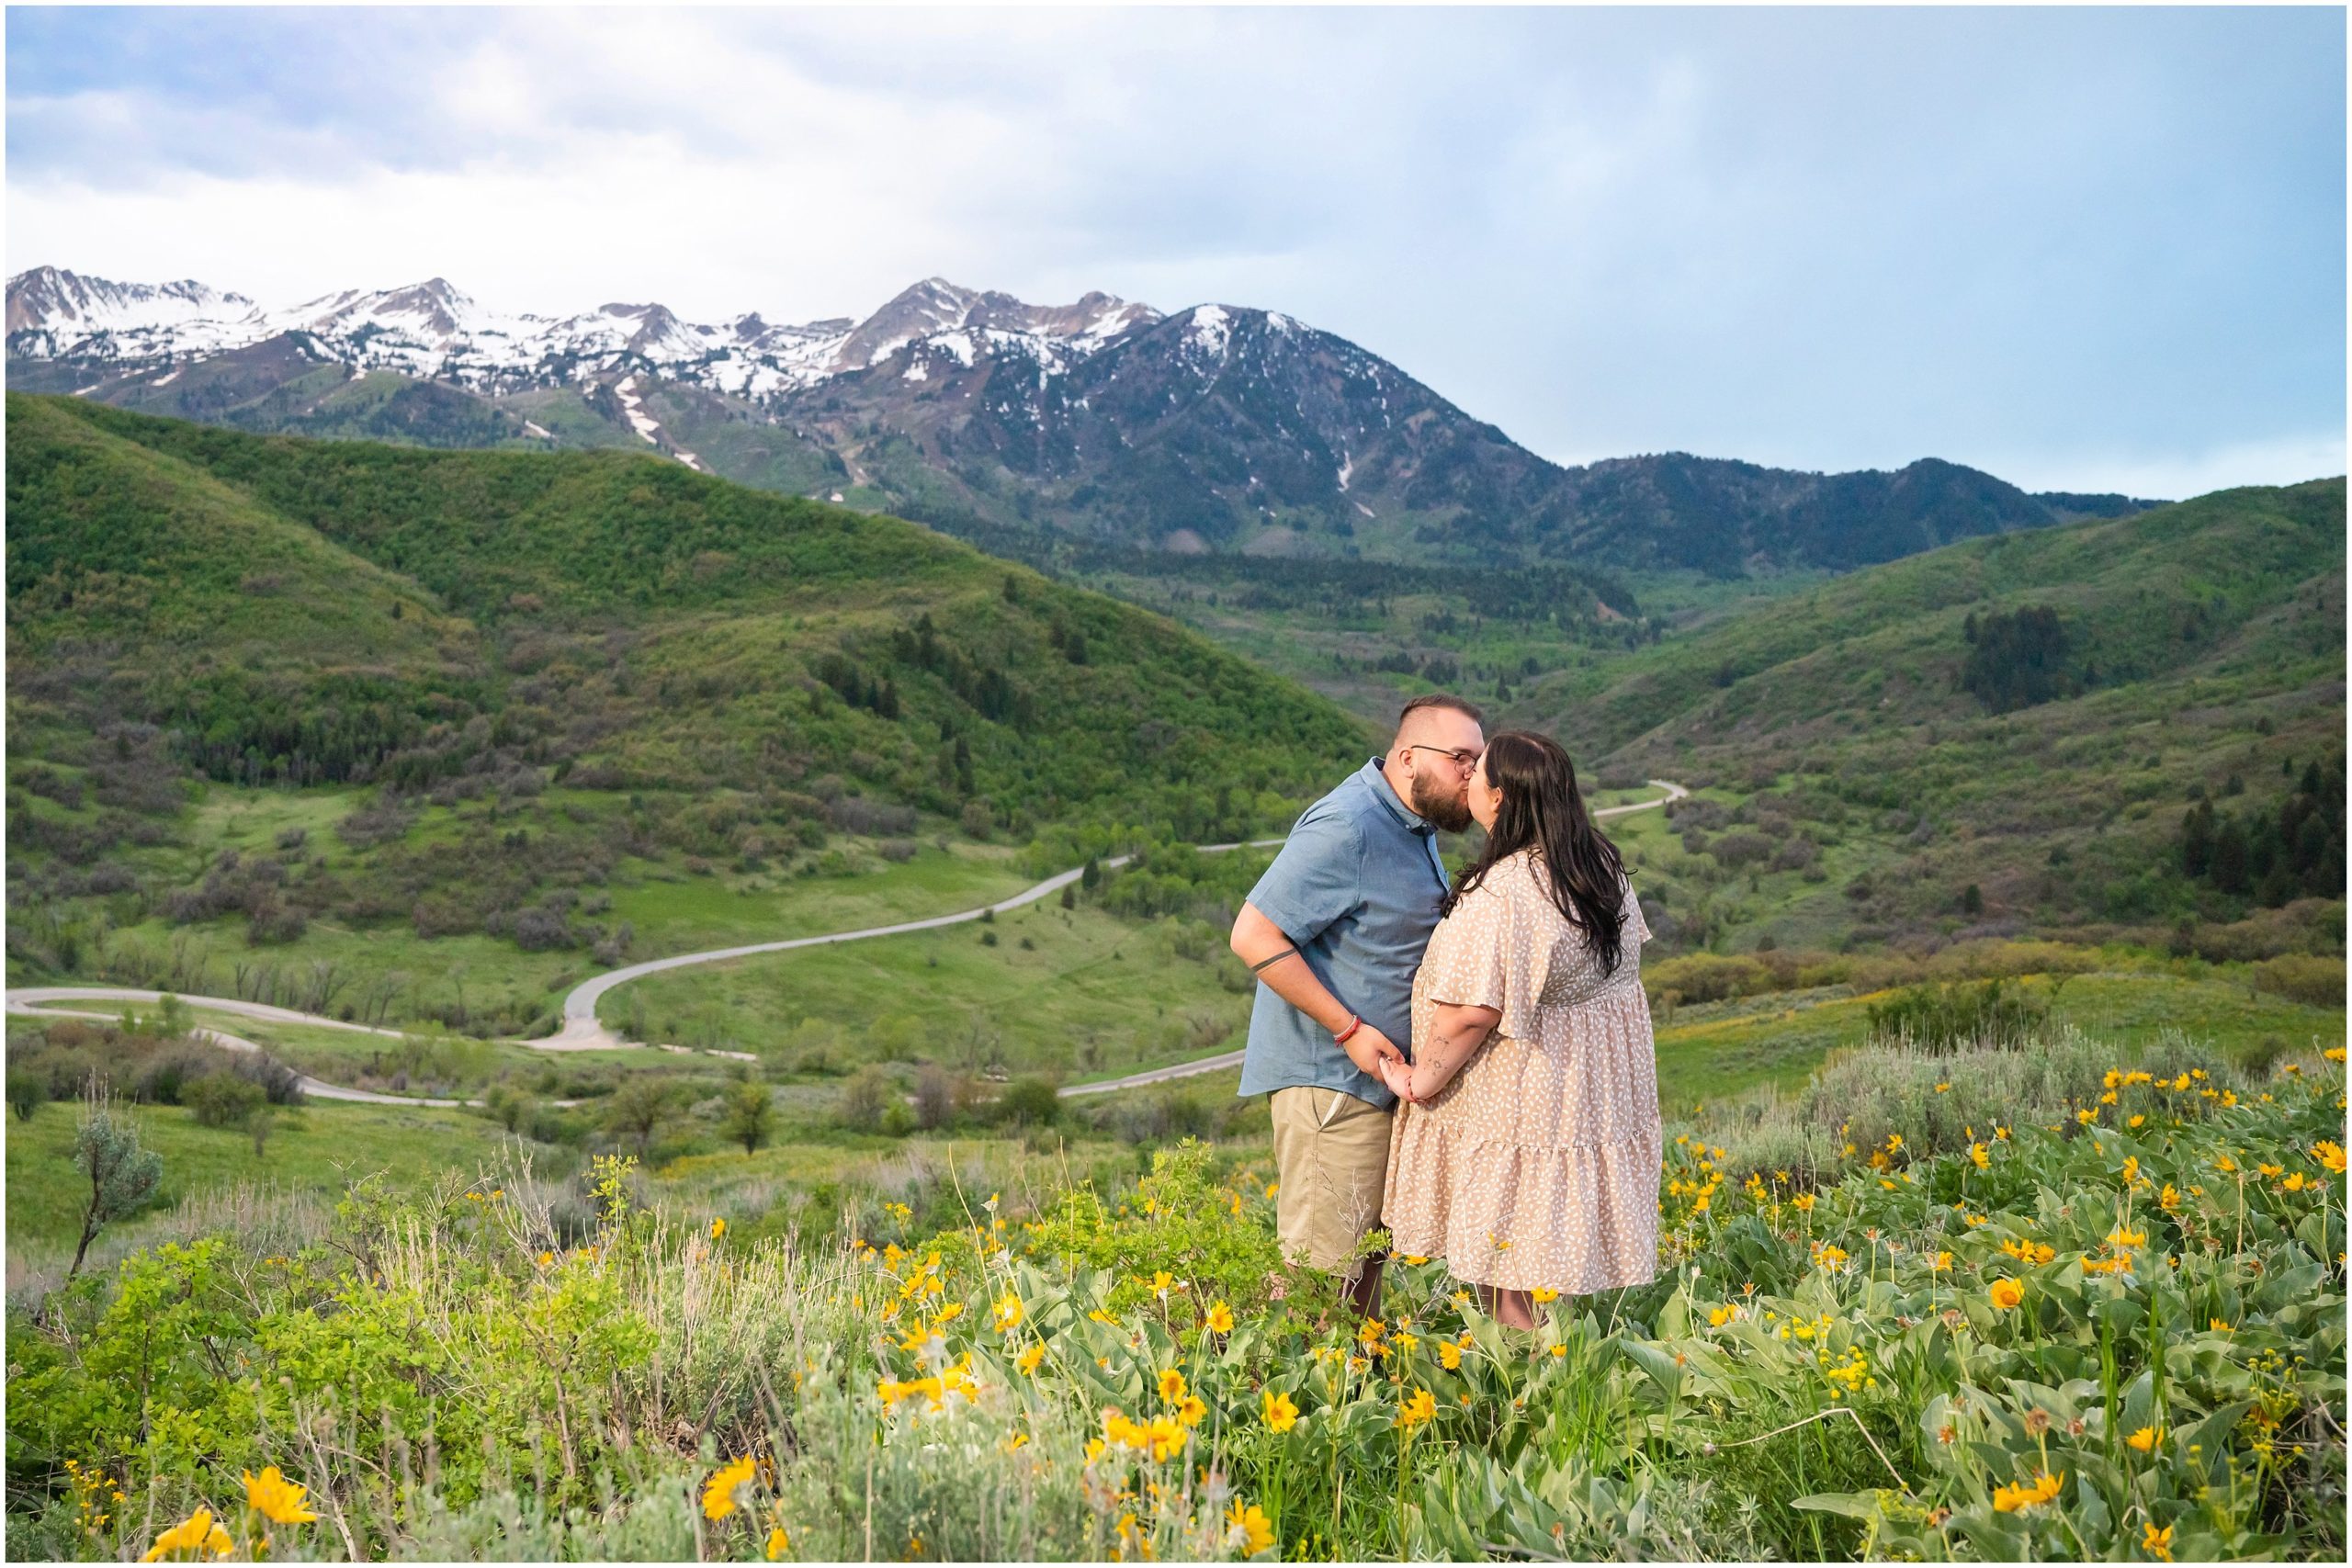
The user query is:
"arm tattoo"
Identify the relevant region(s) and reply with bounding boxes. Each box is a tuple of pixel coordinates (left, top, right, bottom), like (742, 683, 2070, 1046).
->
(1250, 946, 1303, 975)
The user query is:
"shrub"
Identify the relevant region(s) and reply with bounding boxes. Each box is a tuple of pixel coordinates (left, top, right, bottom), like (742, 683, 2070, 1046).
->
(999, 1077, 1061, 1128)
(601, 1077, 676, 1157)
(66, 1082, 164, 1276)
(837, 1066, 894, 1133)
(186, 1073, 266, 1129)
(1863, 978, 2047, 1053)
(1643, 953, 1768, 1006)
(8, 1071, 48, 1121)
(1710, 831, 1774, 869)
(718, 1080, 776, 1155)
(2250, 954, 2346, 1009)
(913, 1066, 956, 1131)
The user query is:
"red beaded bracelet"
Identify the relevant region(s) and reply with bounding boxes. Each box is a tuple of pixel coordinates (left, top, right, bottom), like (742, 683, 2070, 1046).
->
(1333, 1013, 1363, 1045)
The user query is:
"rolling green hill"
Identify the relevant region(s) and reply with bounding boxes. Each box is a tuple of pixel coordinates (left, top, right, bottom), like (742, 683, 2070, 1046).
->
(9, 393, 1366, 819)
(6, 394, 1372, 1031)
(1514, 479, 2346, 949)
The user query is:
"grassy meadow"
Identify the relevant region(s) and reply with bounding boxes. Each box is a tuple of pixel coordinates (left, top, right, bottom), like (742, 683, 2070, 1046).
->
(6, 1024, 2342, 1562)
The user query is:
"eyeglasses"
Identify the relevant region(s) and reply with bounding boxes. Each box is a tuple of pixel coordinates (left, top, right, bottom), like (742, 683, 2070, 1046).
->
(1404, 744, 1482, 773)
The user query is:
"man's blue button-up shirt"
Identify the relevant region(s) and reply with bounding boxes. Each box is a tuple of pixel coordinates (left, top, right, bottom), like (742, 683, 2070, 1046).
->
(1238, 758, 1453, 1110)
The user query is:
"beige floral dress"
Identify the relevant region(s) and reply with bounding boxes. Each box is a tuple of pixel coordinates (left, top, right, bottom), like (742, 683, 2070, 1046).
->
(1383, 849, 1661, 1294)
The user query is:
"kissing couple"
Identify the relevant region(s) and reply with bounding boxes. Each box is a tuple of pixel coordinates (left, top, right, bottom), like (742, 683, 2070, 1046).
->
(1229, 694, 1661, 1329)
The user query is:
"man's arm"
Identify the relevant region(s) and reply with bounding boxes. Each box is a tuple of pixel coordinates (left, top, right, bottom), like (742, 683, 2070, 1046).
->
(1230, 901, 1406, 1078)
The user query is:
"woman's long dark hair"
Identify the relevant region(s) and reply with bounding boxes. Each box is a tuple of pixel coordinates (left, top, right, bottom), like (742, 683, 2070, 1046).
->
(1440, 730, 1631, 974)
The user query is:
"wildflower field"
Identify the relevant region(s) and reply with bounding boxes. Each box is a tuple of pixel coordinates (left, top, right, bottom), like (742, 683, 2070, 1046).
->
(6, 1032, 2344, 1562)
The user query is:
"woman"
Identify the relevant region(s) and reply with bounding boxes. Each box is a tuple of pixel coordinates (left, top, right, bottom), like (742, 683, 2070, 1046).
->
(1377, 730, 1660, 1329)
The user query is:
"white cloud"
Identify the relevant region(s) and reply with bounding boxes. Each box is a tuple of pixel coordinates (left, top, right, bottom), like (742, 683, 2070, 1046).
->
(5, 6, 2339, 491)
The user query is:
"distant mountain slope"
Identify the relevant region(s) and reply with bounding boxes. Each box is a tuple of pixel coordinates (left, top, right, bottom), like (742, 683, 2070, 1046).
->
(6, 394, 1370, 839)
(9, 265, 2168, 576)
(1520, 478, 2346, 944)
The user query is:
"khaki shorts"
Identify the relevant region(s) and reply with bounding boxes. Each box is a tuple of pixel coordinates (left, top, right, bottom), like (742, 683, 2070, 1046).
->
(1269, 1086, 1393, 1279)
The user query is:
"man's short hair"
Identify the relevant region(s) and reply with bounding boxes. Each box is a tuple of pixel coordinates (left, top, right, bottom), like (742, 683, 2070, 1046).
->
(1396, 692, 1484, 730)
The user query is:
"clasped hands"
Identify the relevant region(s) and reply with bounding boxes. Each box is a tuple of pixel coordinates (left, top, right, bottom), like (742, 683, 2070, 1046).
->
(1339, 1020, 1428, 1104)
(1376, 1054, 1429, 1104)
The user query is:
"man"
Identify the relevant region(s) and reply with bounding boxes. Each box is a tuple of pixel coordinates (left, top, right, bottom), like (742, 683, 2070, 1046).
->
(1229, 693, 1486, 1313)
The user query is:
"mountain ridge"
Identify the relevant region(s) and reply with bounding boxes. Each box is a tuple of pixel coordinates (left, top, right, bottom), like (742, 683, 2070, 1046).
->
(8, 264, 2176, 576)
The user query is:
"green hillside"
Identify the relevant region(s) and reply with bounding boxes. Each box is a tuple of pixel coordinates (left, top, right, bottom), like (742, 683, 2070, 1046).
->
(6, 394, 1371, 1031)
(1517, 479, 2346, 948)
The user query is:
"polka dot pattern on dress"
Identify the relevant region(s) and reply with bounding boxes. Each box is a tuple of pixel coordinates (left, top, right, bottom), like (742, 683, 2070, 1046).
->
(1382, 849, 1663, 1295)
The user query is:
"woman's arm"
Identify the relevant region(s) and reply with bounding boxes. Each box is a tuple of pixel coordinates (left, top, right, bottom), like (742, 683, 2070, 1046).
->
(1407, 1001, 1502, 1100)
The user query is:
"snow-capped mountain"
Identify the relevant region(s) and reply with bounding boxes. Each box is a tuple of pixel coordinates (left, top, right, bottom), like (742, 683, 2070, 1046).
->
(6, 266, 1159, 402)
(6, 266, 255, 350)
(6, 265, 2160, 572)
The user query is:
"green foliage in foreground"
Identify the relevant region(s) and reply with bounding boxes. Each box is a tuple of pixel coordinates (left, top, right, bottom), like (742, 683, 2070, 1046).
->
(6, 1039, 2343, 1562)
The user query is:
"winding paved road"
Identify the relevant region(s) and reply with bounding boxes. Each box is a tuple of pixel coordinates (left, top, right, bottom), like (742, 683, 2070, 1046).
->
(6, 781, 1687, 1104)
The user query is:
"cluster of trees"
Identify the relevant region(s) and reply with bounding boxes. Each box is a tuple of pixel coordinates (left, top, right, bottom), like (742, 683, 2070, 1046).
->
(2179, 756, 2346, 907)
(876, 609, 1035, 728)
(1960, 605, 2085, 714)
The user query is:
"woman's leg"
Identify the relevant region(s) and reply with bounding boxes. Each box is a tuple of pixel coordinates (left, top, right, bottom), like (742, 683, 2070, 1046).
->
(1476, 1283, 1538, 1330)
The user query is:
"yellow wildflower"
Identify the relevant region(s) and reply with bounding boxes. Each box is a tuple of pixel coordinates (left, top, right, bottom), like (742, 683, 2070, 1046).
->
(1531, 1287, 1560, 1304)
(1227, 1500, 1275, 1556)
(1991, 1470, 2064, 1512)
(1988, 1278, 2025, 1311)
(993, 1292, 1024, 1333)
(243, 1465, 319, 1525)
(710, 1217, 727, 1240)
(1439, 1341, 1463, 1370)
(1261, 1390, 1299, 1433)
(1396, 1388, 1437, 1428)
(766, 1525, 791, 1560)
(703, 1456, 758, 1520)
(1205, 1300, 1236, 1334)
(1158, 1368, 1188, 1404)
(141, 1508, 233, 1562)
(1016, 1343, 1046, 1376)
(2143, 1521, 2174, 1562)
(2126, 1425, 2164, 1452)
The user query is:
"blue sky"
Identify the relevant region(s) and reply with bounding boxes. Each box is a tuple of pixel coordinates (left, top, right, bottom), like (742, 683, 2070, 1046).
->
(7, 6, 2343, 498)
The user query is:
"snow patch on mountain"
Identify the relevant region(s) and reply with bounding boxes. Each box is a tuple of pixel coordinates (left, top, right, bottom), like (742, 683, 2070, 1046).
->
(1185, 305, 1232, 360)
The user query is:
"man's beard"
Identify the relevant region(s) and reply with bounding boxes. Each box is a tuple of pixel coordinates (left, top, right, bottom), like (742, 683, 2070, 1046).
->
(1410, 771, 1474, 833)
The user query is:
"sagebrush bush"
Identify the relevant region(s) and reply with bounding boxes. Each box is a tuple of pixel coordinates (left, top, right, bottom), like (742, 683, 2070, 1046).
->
(2252, 953, 2346, 1008)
